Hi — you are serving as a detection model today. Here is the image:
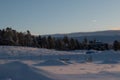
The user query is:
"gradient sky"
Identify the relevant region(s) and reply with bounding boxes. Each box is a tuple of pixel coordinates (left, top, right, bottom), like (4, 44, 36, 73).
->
(0, 0, 120, 35)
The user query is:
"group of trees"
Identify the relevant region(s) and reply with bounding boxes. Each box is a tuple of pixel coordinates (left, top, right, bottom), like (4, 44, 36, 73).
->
(35, 35, 81, 50)
(0, 27, 120, 51)
(113, 40, 120, 51)
(0, 27, 36, 47)
(0, 27, 80, 50)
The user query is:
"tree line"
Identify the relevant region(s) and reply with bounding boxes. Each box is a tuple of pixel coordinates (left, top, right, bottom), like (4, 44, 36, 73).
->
(0, 27, 120, 51)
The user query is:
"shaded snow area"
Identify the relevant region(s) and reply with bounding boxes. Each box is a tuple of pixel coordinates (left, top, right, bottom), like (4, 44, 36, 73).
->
(0, 46, 120, 80)
(0, 61, 53, 80)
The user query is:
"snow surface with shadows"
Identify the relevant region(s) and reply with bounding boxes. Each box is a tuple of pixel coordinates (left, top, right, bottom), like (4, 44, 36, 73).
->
(0, 46, 120, 80)
(0, 61, 53, 80)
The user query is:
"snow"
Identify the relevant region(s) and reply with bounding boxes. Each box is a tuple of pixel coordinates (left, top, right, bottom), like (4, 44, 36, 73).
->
(34, 60, 67, 66)
(0, 61, 53, 80)
(0, 46, 120, 80)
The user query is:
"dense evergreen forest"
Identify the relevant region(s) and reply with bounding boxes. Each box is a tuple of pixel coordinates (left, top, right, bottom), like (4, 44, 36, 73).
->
(0, 27, 120, 51)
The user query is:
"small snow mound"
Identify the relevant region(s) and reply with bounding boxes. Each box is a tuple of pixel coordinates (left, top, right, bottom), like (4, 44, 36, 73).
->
(34, 60, 66, 66)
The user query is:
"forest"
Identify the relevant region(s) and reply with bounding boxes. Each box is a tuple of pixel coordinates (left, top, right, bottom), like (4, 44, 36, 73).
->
(0, 27, 120, 51)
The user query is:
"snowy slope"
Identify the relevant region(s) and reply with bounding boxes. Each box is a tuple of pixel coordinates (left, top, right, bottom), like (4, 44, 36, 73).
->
(47, 30, 120, 43)
(51, 30, 120, 37)
(0, 61, 53, 80)
(0, 46, 120, 80)
(0, 46, 85, 60)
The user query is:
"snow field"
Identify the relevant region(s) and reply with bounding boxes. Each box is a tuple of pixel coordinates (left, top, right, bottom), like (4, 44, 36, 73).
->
(0, 46, 120, 80)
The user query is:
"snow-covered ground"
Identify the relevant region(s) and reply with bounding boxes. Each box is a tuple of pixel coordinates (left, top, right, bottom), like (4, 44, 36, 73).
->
(0, 46, 120, 80)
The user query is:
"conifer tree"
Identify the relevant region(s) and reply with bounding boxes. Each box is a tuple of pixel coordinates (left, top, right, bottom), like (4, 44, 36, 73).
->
(113, 40, 120, 51)
(63, 36, 70, 50)
(47, 36, 55, 49)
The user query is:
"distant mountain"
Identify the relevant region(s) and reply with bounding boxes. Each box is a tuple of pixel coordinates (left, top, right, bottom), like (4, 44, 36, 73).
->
(51, 30, 120, 37)
(48, 30, 120, 43)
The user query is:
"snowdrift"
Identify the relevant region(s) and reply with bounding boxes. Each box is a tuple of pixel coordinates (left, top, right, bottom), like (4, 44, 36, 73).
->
(0, 46, 120, 80)
(0, 46, 120, 64)
(0, 61, 53, 80)
(34, 60, 66, 66)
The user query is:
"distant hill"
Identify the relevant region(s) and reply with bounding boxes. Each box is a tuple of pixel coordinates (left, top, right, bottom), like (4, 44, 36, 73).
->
(47, 30, 120, 43)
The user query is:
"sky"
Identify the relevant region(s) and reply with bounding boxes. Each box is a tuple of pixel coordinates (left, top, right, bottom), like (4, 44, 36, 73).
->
(0, 0, 120, 35)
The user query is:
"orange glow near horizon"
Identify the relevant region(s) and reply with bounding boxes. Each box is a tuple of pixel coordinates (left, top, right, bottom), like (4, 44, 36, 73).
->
(111, 27, 120, 30)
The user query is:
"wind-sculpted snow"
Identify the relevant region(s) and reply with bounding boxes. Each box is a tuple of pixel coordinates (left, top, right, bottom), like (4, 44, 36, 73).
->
(0, 46, 81, 56)
(0, 46, 120, 80)
(0, 61, 54, 80)
(34, 60, 67, 66)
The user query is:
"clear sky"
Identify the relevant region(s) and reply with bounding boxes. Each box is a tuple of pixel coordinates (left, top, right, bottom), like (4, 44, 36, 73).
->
(0, 0, 120, 35)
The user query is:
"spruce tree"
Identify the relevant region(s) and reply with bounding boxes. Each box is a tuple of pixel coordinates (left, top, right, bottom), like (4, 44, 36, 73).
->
(113, 40, 120, 51)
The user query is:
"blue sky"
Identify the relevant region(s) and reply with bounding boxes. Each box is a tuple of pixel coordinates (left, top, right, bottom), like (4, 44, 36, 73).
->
(0, 0, 120, 35)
